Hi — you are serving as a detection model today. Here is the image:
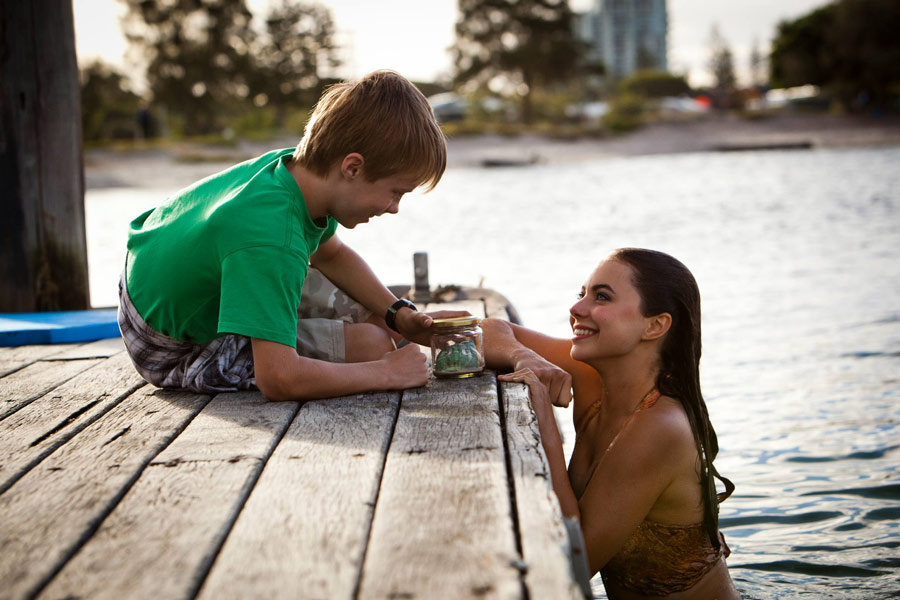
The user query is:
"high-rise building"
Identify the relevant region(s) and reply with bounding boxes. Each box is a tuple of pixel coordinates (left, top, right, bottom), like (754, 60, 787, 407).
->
(576, 0, 668, 80)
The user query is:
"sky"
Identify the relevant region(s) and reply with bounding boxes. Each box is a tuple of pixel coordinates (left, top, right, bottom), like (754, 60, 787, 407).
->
(73, 0, 830, 89)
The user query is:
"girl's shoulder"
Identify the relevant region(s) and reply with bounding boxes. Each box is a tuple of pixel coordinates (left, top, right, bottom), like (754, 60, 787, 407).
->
(643, 394, 695, 438)
(577, 394, 696, 475)
(633, 395, 699, 467)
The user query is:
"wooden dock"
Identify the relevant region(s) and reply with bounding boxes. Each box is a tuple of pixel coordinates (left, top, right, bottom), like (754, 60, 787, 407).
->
(0, 296, 588, 599)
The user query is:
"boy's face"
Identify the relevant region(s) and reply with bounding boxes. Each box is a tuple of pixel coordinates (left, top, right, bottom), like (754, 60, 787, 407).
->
(334, 170, 420, 229)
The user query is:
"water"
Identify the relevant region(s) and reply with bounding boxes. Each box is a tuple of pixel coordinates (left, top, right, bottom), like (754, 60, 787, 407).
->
(86, 145, 900, 599)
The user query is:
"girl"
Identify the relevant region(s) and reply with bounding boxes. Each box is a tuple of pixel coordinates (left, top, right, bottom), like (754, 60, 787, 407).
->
(484, 248, 738, 599)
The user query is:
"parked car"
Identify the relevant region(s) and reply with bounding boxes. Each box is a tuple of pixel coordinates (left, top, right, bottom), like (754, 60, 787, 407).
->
(428, 92, 467, 123)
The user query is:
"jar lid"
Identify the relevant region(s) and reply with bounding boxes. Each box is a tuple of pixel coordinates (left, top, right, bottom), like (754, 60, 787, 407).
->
(432, 316, 481, 329)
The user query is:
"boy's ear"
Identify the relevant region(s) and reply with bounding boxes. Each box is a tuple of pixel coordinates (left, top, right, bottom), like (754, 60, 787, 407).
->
(340, 153, 365, 180)
(642, 312, 671, 341)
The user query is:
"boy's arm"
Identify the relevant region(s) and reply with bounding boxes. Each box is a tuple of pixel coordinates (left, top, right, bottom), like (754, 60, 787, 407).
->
(309, 235, 459, 344)
(252, 338, 427, 401)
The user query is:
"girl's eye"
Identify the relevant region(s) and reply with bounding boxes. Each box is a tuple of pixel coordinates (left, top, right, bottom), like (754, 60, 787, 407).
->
(576, 290, 585, 299)
(595, 292, 610, 302)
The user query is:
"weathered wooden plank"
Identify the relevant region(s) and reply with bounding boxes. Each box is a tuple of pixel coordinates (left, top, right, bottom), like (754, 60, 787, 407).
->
(198, 392, 401, 600)
(483, 294, 510, 320)
(501, 382, 586, 600)
(0, 352, 145, 494)
(0, 344, 81, 377)
(357, 373, 522, 600)
(47, 337, 124, 360)
(0, 386, 209, 600)
(0, 358, 102, 420)
(38, 392, 298, 600)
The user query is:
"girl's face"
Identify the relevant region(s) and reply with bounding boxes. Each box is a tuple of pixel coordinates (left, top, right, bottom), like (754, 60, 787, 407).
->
(569, 259, 649, 363)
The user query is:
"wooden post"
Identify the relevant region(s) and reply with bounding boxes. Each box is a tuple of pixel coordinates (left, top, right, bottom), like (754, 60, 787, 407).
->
(0, 0, 89, 312)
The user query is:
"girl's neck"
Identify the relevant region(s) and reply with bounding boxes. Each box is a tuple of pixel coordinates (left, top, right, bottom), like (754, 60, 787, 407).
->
(592, 355, 660, 416)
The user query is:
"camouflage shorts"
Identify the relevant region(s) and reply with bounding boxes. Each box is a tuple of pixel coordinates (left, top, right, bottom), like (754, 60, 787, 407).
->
(119, 268, 371, 393)
(296, 268, 372, 362)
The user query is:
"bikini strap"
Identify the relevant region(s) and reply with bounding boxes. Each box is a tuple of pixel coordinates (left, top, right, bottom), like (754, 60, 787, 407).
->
(640, 388, 661, 409)
(604, 388, 660, 456)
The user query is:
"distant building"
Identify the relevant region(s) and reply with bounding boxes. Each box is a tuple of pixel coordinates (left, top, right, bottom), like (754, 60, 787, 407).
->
(576, 0, 668, 80)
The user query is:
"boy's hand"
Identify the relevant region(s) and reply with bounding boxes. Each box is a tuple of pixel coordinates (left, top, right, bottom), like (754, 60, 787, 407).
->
(395, 309, 470, 346)
(379, 344, 428, 389)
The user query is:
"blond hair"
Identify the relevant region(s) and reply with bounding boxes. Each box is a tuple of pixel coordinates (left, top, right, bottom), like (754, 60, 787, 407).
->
(293, 71, 446, 191)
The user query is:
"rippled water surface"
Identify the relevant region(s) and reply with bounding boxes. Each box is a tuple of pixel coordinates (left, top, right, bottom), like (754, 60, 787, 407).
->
(87, 145, 900, 599)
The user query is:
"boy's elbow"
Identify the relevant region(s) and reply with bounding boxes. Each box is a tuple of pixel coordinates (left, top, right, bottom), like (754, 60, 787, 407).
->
(252, 339, 305, 402)
(256, 372, 290, 402)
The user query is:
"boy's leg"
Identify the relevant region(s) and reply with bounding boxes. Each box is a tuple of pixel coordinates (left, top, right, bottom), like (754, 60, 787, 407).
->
(118, 275, 255, 393)
(297, 268, 395, 363)
(344, 323, 395, 362)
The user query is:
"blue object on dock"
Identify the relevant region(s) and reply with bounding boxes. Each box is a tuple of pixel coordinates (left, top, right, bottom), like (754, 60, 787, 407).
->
(0, 309, 120, 346)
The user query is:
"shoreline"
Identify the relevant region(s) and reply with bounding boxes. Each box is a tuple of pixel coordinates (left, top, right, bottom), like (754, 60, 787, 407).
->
(443, 112, 900, 168)
(84, 112, 900, 190)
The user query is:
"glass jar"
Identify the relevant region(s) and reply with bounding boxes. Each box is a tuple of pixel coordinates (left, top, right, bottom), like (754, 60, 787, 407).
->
(430, 316, 485, 378)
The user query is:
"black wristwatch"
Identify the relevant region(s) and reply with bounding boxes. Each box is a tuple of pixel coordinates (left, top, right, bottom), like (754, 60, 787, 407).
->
(385, 298, 417, 333)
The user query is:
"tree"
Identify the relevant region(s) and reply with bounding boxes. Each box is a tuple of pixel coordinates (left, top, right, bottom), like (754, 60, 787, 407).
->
(707, 24, 736, 90)
(770, 0, 900, 110)
(769, 5, 834, 90)
(255, 0, 341, 127)
(452, 0, 585, 123)
(120, 0, 258, 135)
(619, 70, 690, 98)
(826, 0, 900, 109)
(748, 39, 766, 88)
(80, 61, 143, 141)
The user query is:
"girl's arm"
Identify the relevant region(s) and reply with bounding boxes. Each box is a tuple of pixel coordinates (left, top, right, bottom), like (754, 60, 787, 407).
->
(482, 317, 602, 411)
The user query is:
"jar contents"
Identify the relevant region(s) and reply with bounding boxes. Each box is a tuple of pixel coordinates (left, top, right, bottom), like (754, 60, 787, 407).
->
(430, 316, 485, 378)
(435, 340, 481, 372)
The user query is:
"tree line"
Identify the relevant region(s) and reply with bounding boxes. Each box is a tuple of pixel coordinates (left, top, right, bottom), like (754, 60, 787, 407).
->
(83, 0, 899, 142)
(84, 0, 340, 140)
(769, 0, 900, 111)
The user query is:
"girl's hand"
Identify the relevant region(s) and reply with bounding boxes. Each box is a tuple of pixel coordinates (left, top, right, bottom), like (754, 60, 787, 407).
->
(511, 354, 573, 408)
(499, 368, 553, 414)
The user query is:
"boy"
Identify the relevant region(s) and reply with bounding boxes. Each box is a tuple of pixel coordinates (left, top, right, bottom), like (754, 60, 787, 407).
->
(118, 70, 453, 401)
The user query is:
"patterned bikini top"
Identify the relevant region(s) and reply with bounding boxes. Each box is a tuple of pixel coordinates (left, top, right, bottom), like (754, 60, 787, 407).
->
(581, 389, 729, 595)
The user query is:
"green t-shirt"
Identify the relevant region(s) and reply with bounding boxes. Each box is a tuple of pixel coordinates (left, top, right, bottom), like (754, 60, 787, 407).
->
(126, 148, 338, 347)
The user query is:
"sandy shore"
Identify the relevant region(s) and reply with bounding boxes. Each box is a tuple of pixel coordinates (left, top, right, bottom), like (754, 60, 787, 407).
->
(84, 112, 900, 190)
(444, 112, 900, 167)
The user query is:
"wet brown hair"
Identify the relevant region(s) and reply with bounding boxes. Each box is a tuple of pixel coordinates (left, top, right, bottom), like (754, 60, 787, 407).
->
(293, 70, 446, 191)
(611, 248, 735, 550)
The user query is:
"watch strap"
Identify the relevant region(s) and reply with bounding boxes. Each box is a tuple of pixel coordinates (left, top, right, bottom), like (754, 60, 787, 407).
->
(385, 299, 417, 333)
